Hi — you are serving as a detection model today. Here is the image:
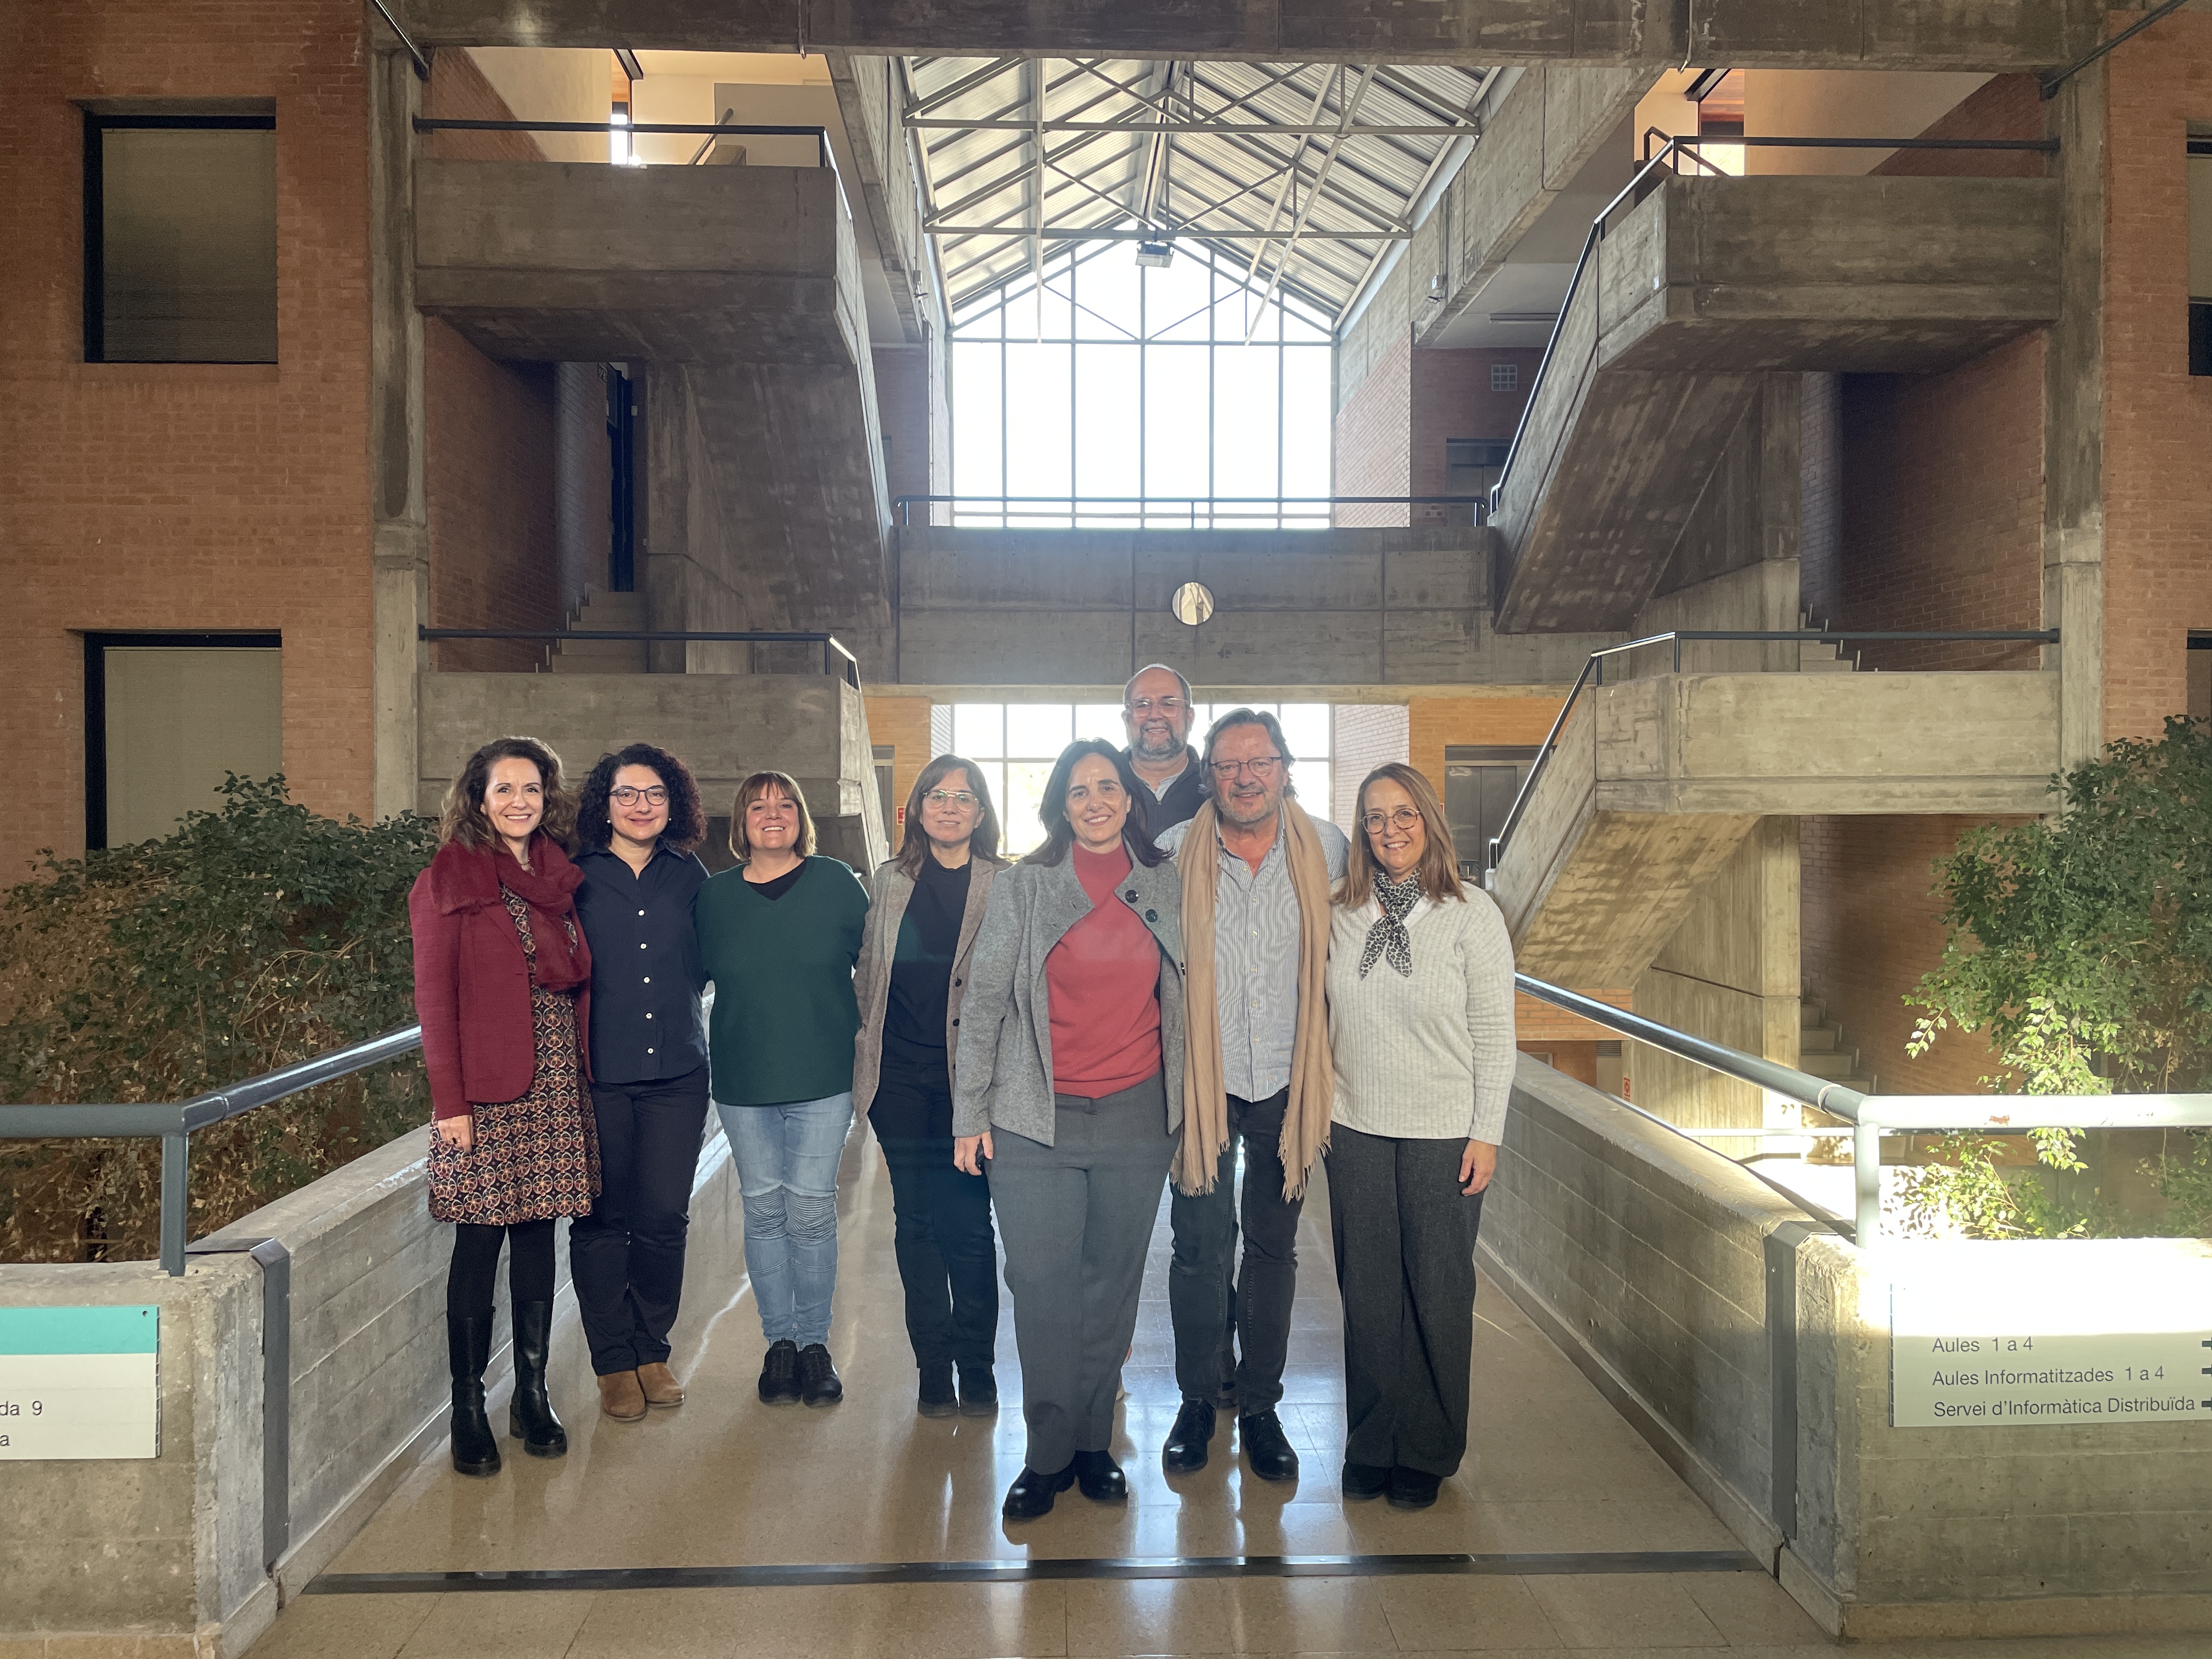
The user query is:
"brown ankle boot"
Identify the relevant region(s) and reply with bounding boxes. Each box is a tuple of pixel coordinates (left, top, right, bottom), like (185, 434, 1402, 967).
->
(636, 1362, 685, 1408)
(597, 1370, 647, 1421)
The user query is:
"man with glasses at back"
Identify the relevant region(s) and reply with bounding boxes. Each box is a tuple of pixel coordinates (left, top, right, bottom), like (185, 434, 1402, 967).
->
(1120, 663, 1209, 833)
(1154, 709, 1347, 1482)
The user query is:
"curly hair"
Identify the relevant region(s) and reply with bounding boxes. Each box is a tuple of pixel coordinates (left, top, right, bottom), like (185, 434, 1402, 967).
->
(575, 743, 708, 854)
(438, 736, 578, 852)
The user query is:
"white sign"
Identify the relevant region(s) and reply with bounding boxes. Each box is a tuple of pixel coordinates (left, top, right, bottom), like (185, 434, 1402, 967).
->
(0, 1306, 160, 1459)
(1891, 1263, 2212, 1429)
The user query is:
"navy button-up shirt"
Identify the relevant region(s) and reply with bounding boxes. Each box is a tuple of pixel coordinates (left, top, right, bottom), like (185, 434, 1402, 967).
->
(575, 842, 710, 1085)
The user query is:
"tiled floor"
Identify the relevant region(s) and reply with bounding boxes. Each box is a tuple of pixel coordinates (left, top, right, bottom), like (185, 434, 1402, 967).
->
(244, 1121, 2196, 1659)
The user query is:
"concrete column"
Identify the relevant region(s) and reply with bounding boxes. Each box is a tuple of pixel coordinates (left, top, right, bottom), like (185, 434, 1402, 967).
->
(2043, 67, 2105, 771)
(369, 46, 427, 821)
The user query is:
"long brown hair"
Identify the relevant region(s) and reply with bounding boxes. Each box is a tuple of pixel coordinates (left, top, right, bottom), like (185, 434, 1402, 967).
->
(1024, 740, 1166, 869)
(1335, 763, 1465, 909)
(438, 736, 577, 851)
(728, 770, 816, 861)
(895, 754, 1005, 878)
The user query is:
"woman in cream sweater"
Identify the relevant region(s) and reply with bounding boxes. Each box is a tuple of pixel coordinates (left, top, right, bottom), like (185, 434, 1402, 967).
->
(1324, 763, 1516, 1510)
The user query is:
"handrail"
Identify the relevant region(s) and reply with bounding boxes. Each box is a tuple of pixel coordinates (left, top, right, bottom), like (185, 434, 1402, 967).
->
(418, 627, 861, 687)
(1489, 132, 2059, 525)
(1482, 628, 2057, 889)
(889, 494, 1488, 527)
(413, 117, 836, 171)
(366, 0, 430, 80)
(1, 1025, 425, 1275)
(1513, 975, 2212, 1244)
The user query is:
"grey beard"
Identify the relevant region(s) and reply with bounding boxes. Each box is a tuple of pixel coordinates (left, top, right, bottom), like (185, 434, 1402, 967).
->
(1131, 732, 1184, 764)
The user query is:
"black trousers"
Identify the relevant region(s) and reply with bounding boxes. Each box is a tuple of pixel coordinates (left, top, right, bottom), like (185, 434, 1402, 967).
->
(1326, 1122, 1486, 1477)
(1167, 1088, 1301, 1412)
(569, 1065, 712, 1376)
(874, 1067, 999, 1370)
(449, 1218, 556, 1319)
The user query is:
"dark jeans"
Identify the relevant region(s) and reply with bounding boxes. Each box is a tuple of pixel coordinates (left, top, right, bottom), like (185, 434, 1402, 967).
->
(877, 1126, 999, 1370)
(1326, 1123, 1486, 1477)
(1168, 1088, 1300, 1412)
(569, 1065, 711, 1376)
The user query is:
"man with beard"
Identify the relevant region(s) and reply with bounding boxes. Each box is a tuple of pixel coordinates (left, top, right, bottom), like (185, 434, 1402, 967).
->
(1120, 663, 1207, 833)
(1155, 709, 1347, 1483)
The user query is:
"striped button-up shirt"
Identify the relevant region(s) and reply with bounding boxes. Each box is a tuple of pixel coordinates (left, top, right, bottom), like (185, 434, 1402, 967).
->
(1160, 812, 1350, 1101)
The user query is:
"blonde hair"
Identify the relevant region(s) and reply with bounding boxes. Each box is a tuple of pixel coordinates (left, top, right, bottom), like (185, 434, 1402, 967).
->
(1335, 763, 1465, 909)
(728, 771, 816, 861)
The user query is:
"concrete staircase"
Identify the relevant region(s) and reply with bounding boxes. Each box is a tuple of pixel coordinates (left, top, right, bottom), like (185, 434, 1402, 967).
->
(546, 588, 648, 674)
(1799, 993, 1878, 1094)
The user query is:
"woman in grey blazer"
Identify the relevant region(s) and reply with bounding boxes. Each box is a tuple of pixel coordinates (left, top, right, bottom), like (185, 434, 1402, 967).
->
(854, 755, 1008, 1420)
(954, 740, 1184, 1521)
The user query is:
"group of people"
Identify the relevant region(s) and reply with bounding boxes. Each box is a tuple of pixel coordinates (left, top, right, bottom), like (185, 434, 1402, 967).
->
(408, 664, 1516, 1519)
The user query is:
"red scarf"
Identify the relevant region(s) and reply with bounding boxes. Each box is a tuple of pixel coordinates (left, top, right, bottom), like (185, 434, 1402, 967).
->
(425, 836, 591, 992)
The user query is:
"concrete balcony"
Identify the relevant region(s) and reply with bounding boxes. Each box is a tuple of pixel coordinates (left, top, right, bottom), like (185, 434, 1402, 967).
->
(1491, 173, 2059, 634)
(1492, 669, 2059, 984)
(414, 160, 865, 365)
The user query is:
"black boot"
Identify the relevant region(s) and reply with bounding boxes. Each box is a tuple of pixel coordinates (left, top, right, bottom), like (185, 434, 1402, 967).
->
(507, 1301, 568, 1458)
(447, 1314, 501, 1477)
(957, 1362, 998, 1417)
(917, 1361, 958, 1418)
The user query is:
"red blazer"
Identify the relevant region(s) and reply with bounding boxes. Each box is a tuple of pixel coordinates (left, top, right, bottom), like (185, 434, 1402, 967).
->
(409, 838, 593, 1121)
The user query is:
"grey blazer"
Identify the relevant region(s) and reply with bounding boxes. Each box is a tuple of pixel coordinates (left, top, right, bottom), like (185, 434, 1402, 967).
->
(851, 855, 1001, 1115)
(951, 850, 1185, 1146)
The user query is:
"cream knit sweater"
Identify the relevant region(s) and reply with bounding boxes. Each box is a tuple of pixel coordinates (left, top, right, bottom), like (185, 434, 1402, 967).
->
(1325, 889, 1517, 1144)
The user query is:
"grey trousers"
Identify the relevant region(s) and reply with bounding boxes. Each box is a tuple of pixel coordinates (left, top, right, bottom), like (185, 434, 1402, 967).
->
(1326, 1122, 1486, 1477)
(988, 1074, 1175, 1475)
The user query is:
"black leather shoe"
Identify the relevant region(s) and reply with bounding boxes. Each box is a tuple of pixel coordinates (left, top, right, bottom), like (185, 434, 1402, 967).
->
(1072, 1448, 1128, 1502)
(507, 1300, 567, 1458)
(917, 1362, 957, 1418)
(1002, 1463, 1076, 1520)
(1387, 1466, 1443, 1510)
(1341, 1461, 1390, 1501)
(798, 1342, 844, 1407)
(446, 1314, 501, 1477)
(1162, 1398, 1215, 1473)
(1239, 1409, 1299, 1482)
(957, 1363, 998, 1416)
(758, 1339, 800, 1405)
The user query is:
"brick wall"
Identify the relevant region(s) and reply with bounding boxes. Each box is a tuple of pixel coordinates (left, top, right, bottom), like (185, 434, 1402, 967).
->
(1408, 346, 1543, 523)
(1332, 329, 1410, 526)
(862, 693, 935, 847)
(1406, 692, 1568, 794)
(0, 1, 375, 876)
(2103, 16, 2212, 740)
(1870, 74, 2045, 180)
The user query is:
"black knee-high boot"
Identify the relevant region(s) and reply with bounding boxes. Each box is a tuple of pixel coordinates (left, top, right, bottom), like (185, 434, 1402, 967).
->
(509, 1300, 567, 1457)
(448, 1314, 501, 1476)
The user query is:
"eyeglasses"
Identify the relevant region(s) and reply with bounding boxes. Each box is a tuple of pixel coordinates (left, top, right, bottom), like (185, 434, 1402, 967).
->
(1362, 807, 1424, 833)
(1126, 696, 1188, 715)
(923, 789, 979, 808)
(1209, 755, 1284, 781)
(610, 786, 669, 807)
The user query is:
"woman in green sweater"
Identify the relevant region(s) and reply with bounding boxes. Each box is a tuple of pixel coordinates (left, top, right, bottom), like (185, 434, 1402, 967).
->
(695, 771, 870, 1409)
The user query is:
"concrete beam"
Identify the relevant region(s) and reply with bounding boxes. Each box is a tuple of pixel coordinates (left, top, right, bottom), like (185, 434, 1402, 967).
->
(1493, 173, 2059, 633)
(397, 1, 2094, 72)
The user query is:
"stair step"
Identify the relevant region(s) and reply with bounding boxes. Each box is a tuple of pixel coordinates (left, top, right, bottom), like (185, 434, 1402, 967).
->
(1799, 1025, 1841, 1053)
(1798, 1049, 1864, 1081)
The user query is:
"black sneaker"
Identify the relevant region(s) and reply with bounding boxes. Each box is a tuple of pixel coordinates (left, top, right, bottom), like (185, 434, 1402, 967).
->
(758, 1339, 801, 1406)
(917, 1362, 957, 1418)
(798, 1342, 844, 1407)
(957, 1363, 998, 1416)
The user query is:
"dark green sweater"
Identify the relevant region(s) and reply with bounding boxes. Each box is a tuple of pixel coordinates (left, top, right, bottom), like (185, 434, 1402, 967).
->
(694, 856, 870, 1107)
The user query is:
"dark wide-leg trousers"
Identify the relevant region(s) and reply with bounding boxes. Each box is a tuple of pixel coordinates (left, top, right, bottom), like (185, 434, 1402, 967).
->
(1326, 1122, 1486, 1477)
(1168, 1088, 1301, 1410)
(988, 1075, 1175, 1475)
(877, 1129, 1000, 1370)
(569, 1065, 712, 1376)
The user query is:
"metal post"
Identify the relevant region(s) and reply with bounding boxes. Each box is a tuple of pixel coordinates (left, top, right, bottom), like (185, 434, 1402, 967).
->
(1674, 636, 1683, 674)
(1853, 1120, 1881, 1245)
(160, 1130, 189, 1276)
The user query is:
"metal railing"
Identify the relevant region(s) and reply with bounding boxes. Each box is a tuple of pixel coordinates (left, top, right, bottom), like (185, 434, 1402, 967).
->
(1489, 131, 2059, 523)
(413, 118, 837, 172)
(1515, 977, 2212, 1244)
(889, 494, 1489, 528)
(1, 1027, 425, 1275)
(1482, 627, 2059, 881)
(419, 626, 862, 687)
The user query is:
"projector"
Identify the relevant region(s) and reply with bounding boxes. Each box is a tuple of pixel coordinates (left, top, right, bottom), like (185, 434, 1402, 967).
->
(1135, 240, 1175, 268)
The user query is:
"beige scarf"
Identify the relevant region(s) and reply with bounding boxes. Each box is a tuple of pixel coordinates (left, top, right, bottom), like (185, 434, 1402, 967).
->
(1175, 798, 1335, 1199)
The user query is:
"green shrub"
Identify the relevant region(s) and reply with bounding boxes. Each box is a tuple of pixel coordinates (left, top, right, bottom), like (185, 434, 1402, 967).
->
(0, 777, 435, 1261)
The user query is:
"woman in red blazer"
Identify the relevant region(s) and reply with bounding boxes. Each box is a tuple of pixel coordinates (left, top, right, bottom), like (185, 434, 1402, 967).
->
(410, 735, 598, 1477)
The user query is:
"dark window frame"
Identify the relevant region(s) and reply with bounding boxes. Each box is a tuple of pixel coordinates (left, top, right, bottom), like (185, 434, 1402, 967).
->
(2190, 138, 2212, 377)
(83, 631, 281, 850)
(83, 111, 278, 365)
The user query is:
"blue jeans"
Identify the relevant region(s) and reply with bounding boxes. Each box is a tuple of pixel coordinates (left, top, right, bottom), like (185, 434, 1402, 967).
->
(717, 1093, 854, 1347)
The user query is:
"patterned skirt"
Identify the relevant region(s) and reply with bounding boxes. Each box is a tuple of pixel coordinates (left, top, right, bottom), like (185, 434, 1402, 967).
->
(427, 985, 601, 1227)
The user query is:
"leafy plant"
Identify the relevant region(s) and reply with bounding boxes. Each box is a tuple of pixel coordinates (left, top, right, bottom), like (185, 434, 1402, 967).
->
(1904, 716, 2212, 1238)
(0, 777, 435, 1261)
